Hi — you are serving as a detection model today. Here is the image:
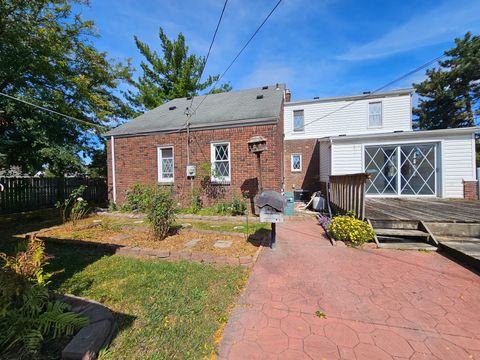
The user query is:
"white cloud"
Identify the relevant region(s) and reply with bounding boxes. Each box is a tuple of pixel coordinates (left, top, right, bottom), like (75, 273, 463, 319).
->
(338, 0, 480, 61)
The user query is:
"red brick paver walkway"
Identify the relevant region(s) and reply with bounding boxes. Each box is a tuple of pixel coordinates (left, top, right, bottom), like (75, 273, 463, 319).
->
(218, 220, 480, 360)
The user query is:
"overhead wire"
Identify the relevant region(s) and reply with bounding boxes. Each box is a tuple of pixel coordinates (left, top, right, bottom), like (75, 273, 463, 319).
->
(289, 54, 446, 133)
(0, 91, 106, 130)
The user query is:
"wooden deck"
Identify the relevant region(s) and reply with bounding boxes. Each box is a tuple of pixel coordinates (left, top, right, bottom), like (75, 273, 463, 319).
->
(365, 198, 480, 222)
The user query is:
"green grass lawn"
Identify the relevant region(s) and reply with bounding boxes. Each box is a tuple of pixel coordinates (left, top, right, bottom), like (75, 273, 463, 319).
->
(50, 250, 246, 359)
(0, 210, 248, 359)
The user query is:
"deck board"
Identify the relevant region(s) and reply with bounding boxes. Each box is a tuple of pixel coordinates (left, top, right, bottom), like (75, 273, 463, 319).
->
(365, 198, 480, 222)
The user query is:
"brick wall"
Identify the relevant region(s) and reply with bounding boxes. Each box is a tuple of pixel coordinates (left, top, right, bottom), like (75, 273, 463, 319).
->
(107, 122, 283, 207)
(463, 180, 479, 200)
(283, 139, 320, 193)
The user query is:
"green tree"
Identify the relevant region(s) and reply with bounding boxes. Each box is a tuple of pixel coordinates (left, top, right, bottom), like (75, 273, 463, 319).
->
(0, 0, 133, 175)
(128, 27, 231, 111)
(414, 32, 480, 129)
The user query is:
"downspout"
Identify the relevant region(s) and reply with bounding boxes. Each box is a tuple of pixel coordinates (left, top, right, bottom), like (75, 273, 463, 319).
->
(111, 135, 117, 203)
(326, 138, 333, 217)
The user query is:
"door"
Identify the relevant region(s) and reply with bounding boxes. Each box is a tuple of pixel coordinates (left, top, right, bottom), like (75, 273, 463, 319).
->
(365, 143, 437, 196)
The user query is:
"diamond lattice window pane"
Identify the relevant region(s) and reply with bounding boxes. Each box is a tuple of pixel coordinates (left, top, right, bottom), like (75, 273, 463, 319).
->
(400, 144, 435, 195)
(292, 155, 301, 170)
(162, 158, 173, 178)
(365, 146, 398, 194)
(215, 145, 229, 161)
(215, 161, 229, 177)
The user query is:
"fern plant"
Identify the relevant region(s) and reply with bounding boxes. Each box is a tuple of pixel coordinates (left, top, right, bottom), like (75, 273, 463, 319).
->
(0, 238, 88, 357)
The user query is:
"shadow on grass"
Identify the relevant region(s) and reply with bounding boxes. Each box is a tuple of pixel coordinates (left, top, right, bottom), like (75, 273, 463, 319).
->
(0, 208, 63, 254)
(43, 240, 114, 291)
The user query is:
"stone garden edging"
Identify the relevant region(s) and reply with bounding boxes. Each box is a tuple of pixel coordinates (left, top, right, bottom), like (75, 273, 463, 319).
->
(59, 294, 115, 360)
(26, 225, 262, 268)
(96, 211, 260, 223)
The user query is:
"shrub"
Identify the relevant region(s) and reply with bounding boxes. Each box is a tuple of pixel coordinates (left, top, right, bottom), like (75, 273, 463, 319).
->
(230, 197, 247, 216)
(55, 185, 89, 225)
(215, 202, 230, 215)
(0, 239, 88, 357)
(121, 183, 154, 212)
(147, 191, 177, 240)
(327, 213, 374, 246)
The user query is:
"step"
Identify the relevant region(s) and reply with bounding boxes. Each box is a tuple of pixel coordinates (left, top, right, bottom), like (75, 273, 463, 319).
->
(374, 228, 430, 238)
(369, 219, 420, 230)
(378, 242, 437, 251)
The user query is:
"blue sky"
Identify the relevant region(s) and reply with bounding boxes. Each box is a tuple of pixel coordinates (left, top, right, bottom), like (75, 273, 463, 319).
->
(78, 0, 480, 101)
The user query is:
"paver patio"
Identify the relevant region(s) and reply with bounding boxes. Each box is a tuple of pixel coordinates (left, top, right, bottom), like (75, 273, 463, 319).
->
(218, 219, 480, 360)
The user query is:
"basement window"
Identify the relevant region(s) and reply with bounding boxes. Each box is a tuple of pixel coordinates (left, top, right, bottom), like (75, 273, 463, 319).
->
(157, 146, 174, 183)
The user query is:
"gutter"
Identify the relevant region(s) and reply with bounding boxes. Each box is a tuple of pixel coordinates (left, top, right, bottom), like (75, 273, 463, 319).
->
(104, 116, 279, 138)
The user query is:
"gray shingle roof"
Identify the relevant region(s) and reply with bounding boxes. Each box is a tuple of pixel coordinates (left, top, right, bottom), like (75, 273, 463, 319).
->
(105, 84, 285, 137)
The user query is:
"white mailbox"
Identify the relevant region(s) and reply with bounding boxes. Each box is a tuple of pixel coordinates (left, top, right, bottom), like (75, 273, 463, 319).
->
(259, 205, 284, 223)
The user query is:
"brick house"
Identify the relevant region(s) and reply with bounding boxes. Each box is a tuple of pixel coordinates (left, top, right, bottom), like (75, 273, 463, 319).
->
(105, 84, 286, 207)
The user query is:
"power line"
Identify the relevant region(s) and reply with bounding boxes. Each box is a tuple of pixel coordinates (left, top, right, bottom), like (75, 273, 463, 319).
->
(0, 91, 106, 130)
(170, 0, 281, 137)
(190, 0, 283, 117)
(292, 53, 446, 132)
(186, 0, 228, 114)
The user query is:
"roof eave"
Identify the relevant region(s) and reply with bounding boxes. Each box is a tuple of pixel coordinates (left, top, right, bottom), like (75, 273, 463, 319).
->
(104, 116, 279, 138)
(326, 126, 480, 142)
(286, 88, 415, 107)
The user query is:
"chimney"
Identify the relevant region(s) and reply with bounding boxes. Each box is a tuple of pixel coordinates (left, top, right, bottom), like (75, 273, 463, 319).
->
(284, 89, 291, 102)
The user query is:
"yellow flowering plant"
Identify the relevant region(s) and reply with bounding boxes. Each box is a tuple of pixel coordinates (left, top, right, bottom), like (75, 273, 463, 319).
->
(327, 213, 374, 246)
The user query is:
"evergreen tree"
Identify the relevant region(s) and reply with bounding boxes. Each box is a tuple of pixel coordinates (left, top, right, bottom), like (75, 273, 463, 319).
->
(414, 32, 480, 129)
(128, 27, 231, 112)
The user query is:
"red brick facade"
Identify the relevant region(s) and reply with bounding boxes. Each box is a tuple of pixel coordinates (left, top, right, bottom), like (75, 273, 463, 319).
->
(107, 120, 284, 207)
(463, 180, 479, 200)
(283, 139, 320, 193)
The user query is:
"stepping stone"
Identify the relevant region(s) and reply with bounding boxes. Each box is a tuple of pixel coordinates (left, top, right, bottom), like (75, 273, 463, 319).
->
(110, 234, 131, 242)
(133, 220, 144, 224)
(233, 226, 244, 230)
(185, 238, 201, 249)
(181, 223, 192, 228)
(93, 219, 102, 223)
(214, 240, 233, 249)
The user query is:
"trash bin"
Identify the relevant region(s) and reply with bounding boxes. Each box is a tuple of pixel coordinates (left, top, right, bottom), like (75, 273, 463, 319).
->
(283, 191, 295, 216)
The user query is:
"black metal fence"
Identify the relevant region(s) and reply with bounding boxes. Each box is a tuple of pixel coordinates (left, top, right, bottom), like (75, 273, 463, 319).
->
(0, 177, 108, 215)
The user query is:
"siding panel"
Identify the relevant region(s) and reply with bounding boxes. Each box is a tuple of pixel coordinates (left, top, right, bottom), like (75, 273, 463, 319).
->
(285, 94, 412, 140)
(442, 135, 475, 198)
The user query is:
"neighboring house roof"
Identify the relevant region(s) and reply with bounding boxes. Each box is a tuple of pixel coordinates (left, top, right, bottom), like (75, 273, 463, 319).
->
(318, 126, 480, 142)
(106, 84, 285, 137)
(286, 88, 414, 106)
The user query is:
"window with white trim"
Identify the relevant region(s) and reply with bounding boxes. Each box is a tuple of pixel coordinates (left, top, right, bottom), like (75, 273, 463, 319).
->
(368, 102, 382, 128)
(291, 154, 302, 172)
(157, 146, 174, 182)
(211, 142, 230, 182)
(293, 110, 304, 132)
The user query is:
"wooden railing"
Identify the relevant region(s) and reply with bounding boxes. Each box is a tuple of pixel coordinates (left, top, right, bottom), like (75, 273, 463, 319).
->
(328, 173, 370, 219)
